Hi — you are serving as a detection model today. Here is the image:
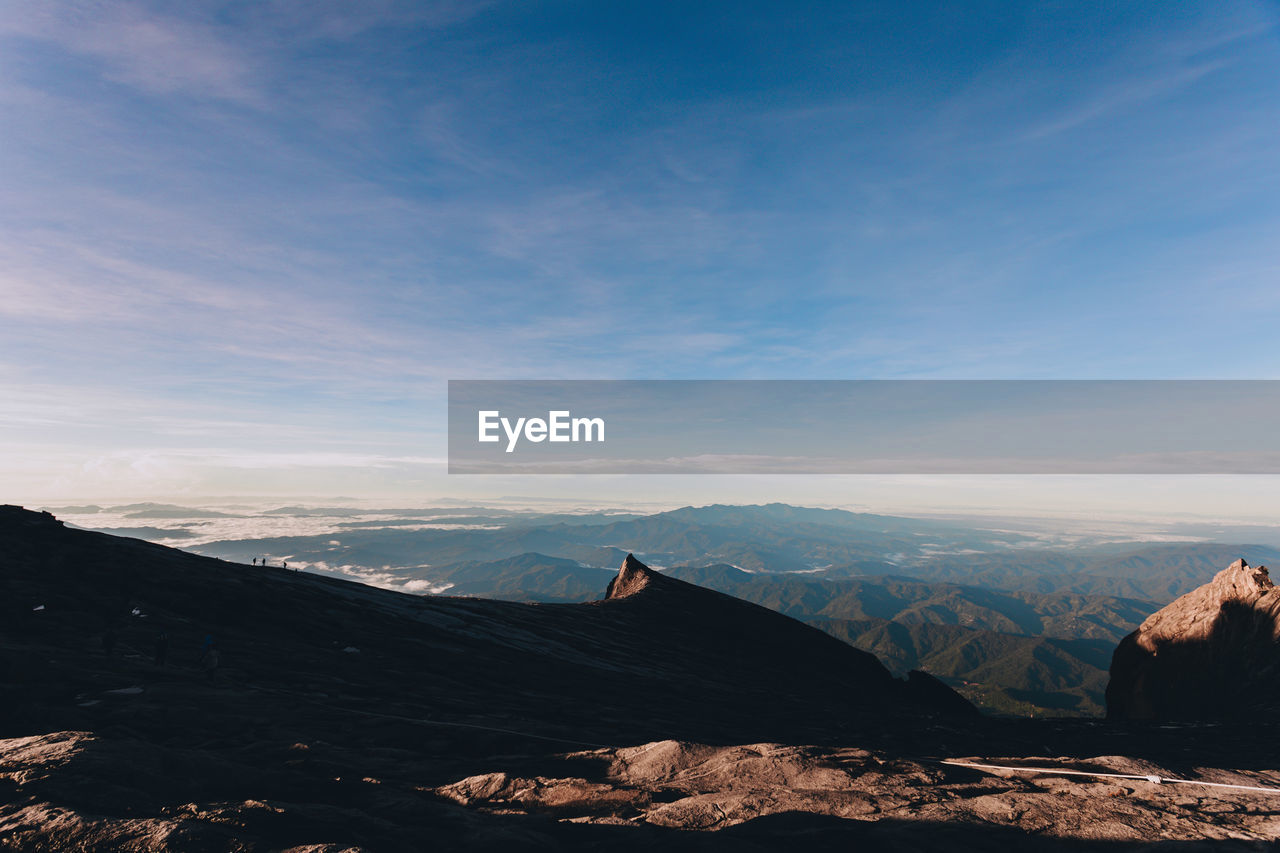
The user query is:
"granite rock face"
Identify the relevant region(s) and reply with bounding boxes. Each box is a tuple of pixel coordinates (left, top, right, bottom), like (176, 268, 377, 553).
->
(604, 552, 658, 599)
(435, 738, 1280, 844)
(1107, 559, 1280, 720)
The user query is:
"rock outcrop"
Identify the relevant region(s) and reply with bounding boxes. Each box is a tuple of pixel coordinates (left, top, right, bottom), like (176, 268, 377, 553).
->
(604, 552, 657, 599)
(1107, 558, 1280, 720)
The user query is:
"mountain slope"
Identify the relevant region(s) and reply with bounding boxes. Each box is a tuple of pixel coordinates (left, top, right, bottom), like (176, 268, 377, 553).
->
(0, 506, 968, 749)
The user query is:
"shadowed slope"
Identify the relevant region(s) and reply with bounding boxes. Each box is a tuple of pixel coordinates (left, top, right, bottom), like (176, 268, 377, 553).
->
(0, 509, 966, 754)
(601, 553, 975, 717)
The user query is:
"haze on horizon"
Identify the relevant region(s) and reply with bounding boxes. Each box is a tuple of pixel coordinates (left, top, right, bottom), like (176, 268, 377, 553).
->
(3, 2, 1280, 516)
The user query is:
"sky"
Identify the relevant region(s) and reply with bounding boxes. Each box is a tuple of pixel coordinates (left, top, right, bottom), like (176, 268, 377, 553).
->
(3, 1, 1280, 510)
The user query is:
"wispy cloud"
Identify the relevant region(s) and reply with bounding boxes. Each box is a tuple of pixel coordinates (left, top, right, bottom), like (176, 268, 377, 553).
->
(1, 4, 264, 104)
(1017, 58, 1231, 142)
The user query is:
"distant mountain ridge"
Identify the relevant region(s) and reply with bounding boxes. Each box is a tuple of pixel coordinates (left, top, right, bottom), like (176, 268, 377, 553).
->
(184, 503, 1280, 604)
(189, 502, 1021, 576)
(899, 543, 1280, 603)
(664, 563, 1155, 641)
(423, 553, 614, 600)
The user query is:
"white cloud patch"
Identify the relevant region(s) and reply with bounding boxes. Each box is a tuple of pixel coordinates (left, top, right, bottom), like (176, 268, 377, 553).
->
(1, 4, 264, 104)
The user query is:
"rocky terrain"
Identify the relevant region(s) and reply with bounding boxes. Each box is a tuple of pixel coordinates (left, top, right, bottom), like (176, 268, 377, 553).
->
(3, 505, 1280, 850)
(1108, 558, 1280, 721)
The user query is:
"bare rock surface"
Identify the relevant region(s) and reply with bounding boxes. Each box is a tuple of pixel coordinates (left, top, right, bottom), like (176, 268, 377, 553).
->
(1108, 559, 1280, 720)
(437, 738, 1280, 842)
(605, 552, 659, 599)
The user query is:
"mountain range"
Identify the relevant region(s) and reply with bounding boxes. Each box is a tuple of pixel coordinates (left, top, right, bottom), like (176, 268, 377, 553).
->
(177, 504, 1280, 604)
(61, 502, 1280, 717)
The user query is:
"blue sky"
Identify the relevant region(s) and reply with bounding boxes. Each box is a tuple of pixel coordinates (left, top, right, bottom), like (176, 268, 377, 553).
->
(3, 1, 1280, 504)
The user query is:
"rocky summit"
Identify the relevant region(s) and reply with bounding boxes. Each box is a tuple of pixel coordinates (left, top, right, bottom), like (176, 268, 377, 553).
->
(3, 506, 1280, 850)
(1108, 558, 1280, 721)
